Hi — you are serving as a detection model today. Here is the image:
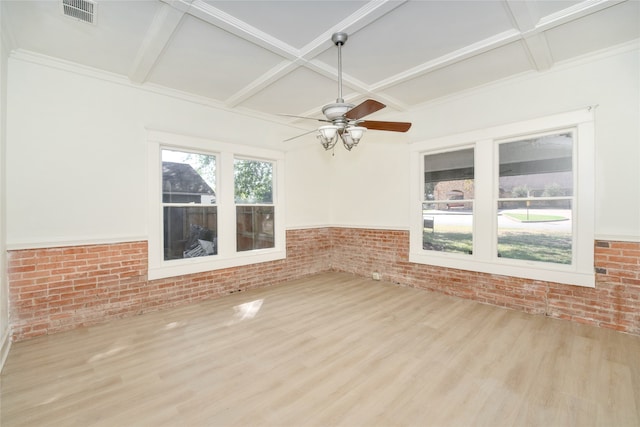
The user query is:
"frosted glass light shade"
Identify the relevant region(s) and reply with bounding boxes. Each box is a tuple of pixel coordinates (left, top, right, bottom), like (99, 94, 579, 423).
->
(318, 125, 339, 140)
(348, 126, 366, 142)
(318, 125, 339, 150)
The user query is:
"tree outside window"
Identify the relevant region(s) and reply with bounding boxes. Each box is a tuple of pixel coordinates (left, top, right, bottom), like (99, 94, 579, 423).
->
(234, 159, 274, 252)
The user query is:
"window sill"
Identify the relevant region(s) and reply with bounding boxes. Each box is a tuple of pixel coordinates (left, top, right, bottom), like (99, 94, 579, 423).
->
(148, 248, 286, 280)
(409, 252, 595, 288)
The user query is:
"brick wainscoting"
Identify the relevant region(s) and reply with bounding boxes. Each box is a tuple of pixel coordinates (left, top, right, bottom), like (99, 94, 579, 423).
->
(8, 228, 330, 341)
(7, 227, 640, 340)
(331, 228, 640, 335)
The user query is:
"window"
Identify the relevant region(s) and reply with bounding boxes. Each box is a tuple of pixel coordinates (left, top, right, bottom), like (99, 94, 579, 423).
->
(423, 148, 474, 255)
(497, 132, 574, 264)
(234, 158, 275, 251)
(162, 149, 217, 261)
(410, 109, 595, 287)
(148, 131, 285, 280)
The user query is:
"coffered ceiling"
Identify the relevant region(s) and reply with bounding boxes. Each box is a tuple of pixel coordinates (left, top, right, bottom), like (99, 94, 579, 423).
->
(3, 0, 639, 131)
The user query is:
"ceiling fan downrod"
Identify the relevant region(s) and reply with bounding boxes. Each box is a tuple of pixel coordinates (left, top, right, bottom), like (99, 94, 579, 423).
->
(332, 32, 348, 104)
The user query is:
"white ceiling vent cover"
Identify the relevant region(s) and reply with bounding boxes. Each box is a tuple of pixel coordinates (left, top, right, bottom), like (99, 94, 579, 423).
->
(61, 0, 97, 25)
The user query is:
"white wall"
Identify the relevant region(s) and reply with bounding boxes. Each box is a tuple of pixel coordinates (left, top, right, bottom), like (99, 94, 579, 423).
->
(0, 1, 11, 369)
(5, 41, 640, 249)
(330, 42, 640, 241)
(285, 144, 333, 229)
(329, 141, 410, 230)
(6, 54, 328, 248)
(0, 38, 638, 364)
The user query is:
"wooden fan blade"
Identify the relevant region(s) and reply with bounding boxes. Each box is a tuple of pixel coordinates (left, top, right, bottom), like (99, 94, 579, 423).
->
(360, 120, 412, 132)
(344, 99, 386, 120)
(283, 128, 318, 142)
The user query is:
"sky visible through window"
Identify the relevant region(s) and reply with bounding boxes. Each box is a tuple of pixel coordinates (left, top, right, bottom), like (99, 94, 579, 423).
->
(162, 149, 215, 190)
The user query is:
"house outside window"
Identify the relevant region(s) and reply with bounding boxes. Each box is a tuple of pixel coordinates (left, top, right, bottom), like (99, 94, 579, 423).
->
(148, 131, 285, 280)
(410, 109, 595, 287)
(162, 149, 217, 261)
(422, 148, 474, 255)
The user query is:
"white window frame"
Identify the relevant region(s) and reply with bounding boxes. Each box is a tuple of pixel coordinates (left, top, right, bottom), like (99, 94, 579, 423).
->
(148, 130, 286, 280)
(422, 145, 476, 256)
(234, 155, 276, 252)
(409, 109, 595, 287)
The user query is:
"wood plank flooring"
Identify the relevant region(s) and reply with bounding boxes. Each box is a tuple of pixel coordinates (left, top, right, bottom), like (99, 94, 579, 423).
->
(2, 272, 639, 426)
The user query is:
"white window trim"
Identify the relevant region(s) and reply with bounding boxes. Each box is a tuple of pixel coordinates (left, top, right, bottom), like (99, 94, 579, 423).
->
(409, 108, 595, 287)
(147, 130, 286, 280)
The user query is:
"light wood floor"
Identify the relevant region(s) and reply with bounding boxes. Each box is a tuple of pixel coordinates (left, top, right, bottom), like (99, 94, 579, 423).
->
(2, 272, 639, 426)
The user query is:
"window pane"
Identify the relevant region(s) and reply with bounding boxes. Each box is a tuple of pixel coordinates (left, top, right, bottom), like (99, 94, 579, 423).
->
(162, 149, 216, 203)
(234, 159, 273, 204)
(499, 133, 573, 197)
(422, 203, 473, 254)
(164, 206, 217, 260)
(424, 148, 474, 201)
(423, 148, 474, 254)
(497, 200, 572, 264)
(237, 206, 274, 252)
(498, 132, 573, 264)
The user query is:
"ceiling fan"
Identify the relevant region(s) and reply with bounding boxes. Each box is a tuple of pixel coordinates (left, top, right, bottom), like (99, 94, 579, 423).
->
(284, 32, 412, 151)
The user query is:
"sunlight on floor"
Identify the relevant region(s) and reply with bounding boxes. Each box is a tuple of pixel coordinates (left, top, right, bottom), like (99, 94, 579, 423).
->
(226, 299, 264, 326)
(87, 345, 127, 363)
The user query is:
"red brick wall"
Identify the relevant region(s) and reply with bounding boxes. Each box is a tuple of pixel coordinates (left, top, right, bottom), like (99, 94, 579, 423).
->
(8, 228, 330, 341)
(330, 228, 640, 335)
(7, 227, 639, 340)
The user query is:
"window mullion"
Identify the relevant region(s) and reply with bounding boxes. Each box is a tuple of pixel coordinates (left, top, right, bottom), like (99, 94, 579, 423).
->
(218, 150, 236, 256)
(474, 139, 495, 261)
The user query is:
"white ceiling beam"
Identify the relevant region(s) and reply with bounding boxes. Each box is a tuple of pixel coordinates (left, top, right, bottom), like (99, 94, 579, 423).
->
(129, 2, 190, 84)
(160, 0, 302, 108)
(519, 32, 554, 71)
(185, 0, 300, 61)
(503, 0, 554, 71)
(503, 0, 627, 71)
(298, 0, 409, 60)
(367, 93, 412, 113)
(503, 0, 537, 30)
(370, 29, 522, 92)
(295, 1, 409, 115)
(305, 59, 370, 95)
(366, 0, 628, 97)
(535, 0, 628, 32)
(167, 0, 626, 119)
(224, 0, 408, 112)
(224, 60, 302, 108)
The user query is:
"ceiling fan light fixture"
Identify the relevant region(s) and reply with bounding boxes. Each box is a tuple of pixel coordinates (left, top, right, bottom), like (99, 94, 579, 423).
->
(283, 32, 411, 149)
(318, 125, 339, 150)
(341, 133, 355, 151)
(346, 126, 366, 143)
(341, 126, 366, 151)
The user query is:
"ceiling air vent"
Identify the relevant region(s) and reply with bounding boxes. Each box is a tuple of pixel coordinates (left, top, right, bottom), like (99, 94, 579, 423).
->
(61, 0, 97, 25)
